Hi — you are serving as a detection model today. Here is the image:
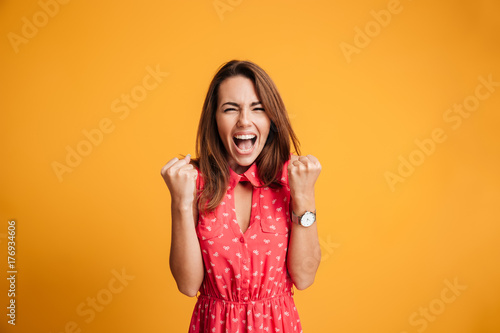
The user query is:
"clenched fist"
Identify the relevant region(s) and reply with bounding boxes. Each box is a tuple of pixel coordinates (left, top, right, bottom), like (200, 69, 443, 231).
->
(161, 154, 198, 206)
(288, 154, 321, 213)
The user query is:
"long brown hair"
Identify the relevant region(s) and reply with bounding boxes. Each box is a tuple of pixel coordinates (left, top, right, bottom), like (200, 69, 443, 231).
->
(192, 60, 300, 212)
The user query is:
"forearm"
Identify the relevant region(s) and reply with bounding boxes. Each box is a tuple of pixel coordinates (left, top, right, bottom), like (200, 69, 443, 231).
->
(287, 194, 321, 290)
(169, 200, 204, 297)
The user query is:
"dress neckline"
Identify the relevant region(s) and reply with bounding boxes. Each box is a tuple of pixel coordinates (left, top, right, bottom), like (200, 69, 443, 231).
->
(228, 163, 263, 188)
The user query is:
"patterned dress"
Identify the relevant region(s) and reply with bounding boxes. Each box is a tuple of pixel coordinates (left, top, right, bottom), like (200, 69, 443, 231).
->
(189, 160, 303, 332)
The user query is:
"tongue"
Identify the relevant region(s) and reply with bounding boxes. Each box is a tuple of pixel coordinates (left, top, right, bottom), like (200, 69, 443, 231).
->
(235, 139, 253, 150)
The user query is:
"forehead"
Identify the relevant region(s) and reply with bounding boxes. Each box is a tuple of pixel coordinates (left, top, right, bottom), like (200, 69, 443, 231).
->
(218, 76, 259, 105)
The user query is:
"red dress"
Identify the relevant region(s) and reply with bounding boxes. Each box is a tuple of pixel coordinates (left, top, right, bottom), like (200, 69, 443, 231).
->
(189, 160, 303, 332)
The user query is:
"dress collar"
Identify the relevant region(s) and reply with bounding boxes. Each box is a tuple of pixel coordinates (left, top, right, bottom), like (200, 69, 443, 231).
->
(228, 163, 263, 188)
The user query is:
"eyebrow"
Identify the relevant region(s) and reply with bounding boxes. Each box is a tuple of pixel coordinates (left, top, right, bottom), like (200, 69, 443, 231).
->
(221, 101, 262, 108)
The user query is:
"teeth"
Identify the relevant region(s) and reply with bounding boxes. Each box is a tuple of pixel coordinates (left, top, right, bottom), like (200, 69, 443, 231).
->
(234, 134, 256, 140)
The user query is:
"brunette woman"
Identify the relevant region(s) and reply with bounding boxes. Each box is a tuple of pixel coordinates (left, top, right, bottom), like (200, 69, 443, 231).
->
(161, 60, 321, 332)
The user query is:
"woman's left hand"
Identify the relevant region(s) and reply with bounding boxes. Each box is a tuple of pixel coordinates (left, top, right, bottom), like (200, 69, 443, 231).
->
(288, 154, 321, 213)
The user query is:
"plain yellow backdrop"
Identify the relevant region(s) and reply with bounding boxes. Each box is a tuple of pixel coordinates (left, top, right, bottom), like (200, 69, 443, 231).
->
(1, 0, 499, 332)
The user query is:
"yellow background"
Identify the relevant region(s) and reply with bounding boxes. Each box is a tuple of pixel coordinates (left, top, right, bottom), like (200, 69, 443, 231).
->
(1, 0, 499, 332)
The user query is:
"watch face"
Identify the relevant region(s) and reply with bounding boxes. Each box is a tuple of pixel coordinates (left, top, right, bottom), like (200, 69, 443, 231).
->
(300, 212, 316, 227)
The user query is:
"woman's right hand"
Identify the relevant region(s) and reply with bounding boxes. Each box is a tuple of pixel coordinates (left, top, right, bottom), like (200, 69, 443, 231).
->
(161, 154, 197, 206)
(162, 154, 203, 297)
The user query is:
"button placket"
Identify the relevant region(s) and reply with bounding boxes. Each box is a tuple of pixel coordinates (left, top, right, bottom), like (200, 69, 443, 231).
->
(240, 241, 250, 301)
(229, 167, 262, 302)
(241, 185, 261, 302)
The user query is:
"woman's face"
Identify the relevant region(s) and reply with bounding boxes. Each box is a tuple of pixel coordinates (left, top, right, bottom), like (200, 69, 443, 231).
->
(216, 75, 271, 174)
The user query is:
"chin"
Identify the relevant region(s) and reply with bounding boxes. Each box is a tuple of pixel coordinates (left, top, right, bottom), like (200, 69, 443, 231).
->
(227, 149, 262, 173)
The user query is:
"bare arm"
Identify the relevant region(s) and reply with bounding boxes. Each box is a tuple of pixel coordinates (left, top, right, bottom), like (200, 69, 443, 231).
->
(161, 155, 204, 297)
(286, 155, 322, 290)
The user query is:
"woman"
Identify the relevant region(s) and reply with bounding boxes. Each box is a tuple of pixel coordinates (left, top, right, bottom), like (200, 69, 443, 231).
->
(161, 60, 321, 332)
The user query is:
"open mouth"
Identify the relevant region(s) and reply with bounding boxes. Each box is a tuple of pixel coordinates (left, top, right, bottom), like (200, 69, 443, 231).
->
(233, 134, 257, 152)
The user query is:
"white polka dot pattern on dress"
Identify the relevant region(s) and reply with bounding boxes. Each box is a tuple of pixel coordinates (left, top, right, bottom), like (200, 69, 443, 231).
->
(190, 160, 302, 332)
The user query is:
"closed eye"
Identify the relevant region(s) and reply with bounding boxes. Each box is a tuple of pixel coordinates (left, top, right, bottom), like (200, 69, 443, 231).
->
(223, 107, 265, 112)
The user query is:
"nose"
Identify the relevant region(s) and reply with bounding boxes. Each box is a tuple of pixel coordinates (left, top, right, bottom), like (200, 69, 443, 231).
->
(237, 109, 251, 127)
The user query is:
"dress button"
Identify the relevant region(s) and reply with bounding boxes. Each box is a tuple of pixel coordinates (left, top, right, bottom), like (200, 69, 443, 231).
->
(240, 237, 244, 243)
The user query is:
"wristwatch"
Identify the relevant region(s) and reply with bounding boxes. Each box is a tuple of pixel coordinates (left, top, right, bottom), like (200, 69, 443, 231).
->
(291, 210, 316, 227)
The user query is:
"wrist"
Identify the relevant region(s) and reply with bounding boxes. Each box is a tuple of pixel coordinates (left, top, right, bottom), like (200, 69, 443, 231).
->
(290, 189, 315, 209)
(291, 195, 315, 216)
(171, 198, 194, 213)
